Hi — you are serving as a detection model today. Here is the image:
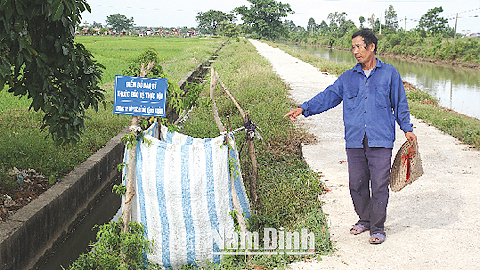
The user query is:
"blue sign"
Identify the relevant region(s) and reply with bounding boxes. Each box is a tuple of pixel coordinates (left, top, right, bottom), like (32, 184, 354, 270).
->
(114, 75, 168, 117)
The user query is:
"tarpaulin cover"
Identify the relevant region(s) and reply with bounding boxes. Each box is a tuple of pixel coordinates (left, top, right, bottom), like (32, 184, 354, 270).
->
(122, 122, 250, 268)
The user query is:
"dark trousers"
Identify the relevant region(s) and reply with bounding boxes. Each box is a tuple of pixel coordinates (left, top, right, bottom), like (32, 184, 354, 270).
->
(346, 136, 392, 235)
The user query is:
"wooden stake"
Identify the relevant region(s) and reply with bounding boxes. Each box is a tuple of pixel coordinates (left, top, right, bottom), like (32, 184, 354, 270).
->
(214, 70, 259, 209)
(122, 116, 140, 233)
(214, 71, 245, 119)
(245, 112, 259, 209)
(122, 61, 155, 232)
(209, 68, 225, 132)
(209, 68, 248, 233)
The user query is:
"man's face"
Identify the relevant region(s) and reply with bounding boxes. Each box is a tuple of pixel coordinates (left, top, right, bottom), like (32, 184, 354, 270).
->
(352, 36, 375, 65)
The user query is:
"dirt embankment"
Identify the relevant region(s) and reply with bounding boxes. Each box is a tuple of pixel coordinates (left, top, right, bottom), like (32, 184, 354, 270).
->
(294, 41, 480, 71)
(378, 51, 480, 70)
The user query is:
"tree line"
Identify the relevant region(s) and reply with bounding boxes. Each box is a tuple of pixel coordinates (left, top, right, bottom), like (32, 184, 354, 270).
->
(195, 1, 456, 39)
(196, 1, 479, 63)
(85, 1, 468, 45)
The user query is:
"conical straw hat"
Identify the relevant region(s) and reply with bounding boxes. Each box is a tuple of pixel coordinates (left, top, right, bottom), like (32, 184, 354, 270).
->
(390, 140, 423, 192)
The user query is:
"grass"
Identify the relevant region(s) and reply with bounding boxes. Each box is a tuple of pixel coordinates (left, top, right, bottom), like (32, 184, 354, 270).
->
(404, 83, 480, 148)
(181, 39, 333, 268)
(3, 34, 478, 268)
(292, 33, 480, 67)
(0, 36, 224, 193)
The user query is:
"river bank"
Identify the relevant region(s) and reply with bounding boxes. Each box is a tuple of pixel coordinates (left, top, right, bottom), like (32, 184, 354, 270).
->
(379, 51, 480, 70)
(285, 41, 480, 71)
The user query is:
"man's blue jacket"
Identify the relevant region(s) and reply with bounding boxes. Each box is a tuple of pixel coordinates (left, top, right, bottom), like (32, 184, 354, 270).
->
(300, 58, 413, 149)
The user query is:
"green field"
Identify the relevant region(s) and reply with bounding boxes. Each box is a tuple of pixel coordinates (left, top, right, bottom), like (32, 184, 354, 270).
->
(0, 36, 224, 190)
(76, 36, 225, 84)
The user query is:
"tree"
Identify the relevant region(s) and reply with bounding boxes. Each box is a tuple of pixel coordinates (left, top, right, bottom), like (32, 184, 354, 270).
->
(283, 20, 297, 32)
(307, 17, 317, 33)
(384, 5, 399, 33)
(416, 6, 448, 36)
(217, 21, 242, 37)
(327, 12, 355, 38)
(91, 21, 103, 28)
(318, 20, 329, 35)
(0, 0, 105, 145)
(234, 0, 294, 40)
(359, 16, 366, 29)
(367, 14, 381, 33)
(327, 12, 347, 30)
(106, 13, 134, 33)
(368, 14, 376, 29)
(196, 10, 235, 35)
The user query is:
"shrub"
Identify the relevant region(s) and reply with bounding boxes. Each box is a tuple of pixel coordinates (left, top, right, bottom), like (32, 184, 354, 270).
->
(67, 220, 156, 270)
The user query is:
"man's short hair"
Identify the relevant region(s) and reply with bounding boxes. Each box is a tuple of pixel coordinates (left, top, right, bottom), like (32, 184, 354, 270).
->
(352, 29, 378, 54)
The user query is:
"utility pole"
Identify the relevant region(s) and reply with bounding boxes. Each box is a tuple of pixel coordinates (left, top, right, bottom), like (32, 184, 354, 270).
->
(379, 13, 382, 35)
(453, 13, 458, 46)
(405, 16, 407, 32)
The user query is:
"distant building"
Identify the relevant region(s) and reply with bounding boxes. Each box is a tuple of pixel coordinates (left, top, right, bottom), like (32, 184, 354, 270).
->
(462, 29, 471, 37)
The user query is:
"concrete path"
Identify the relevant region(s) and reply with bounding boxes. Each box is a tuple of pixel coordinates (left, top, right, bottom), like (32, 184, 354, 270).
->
(249, 39, 480, 270)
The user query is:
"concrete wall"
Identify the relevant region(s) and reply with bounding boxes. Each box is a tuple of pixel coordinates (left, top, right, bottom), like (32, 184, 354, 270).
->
(0, 129, 128, 270)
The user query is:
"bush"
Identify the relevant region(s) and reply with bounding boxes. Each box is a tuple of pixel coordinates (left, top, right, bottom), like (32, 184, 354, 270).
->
(391, 44, 405, 55)
(455, 38, 480, 62)
(437, 44, 456, 60)
(406, 90, 437, 103)
(67, 220, 156, 270)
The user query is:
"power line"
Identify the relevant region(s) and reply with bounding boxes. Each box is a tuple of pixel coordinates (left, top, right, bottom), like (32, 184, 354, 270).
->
(445, 7, 480, 21)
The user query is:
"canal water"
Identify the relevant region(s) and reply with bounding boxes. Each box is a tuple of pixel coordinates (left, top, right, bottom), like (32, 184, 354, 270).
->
(37, 178, 121, 269)
(290, 44, 480, 120)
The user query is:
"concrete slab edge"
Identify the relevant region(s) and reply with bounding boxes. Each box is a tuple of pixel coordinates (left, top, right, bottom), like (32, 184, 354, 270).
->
(0, 128, 129, 270)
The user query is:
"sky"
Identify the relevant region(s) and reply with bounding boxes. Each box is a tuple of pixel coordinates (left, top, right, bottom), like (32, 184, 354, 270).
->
(80, 0, 480, 34)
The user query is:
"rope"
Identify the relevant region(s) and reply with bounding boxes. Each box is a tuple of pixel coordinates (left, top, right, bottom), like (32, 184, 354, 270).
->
(401, 146, 415, 181)
(239, 119, 261, 155)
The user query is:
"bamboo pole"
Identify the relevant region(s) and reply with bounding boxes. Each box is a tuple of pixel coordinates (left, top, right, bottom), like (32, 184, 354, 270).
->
(122, 62, 154, 233)
(209, 68, 247, 233)
(214, 71, 245, 119)
(209, 68, 225, 133)
(245, 112, 259, 209)
(122, 116, 139, 233)
(214, 70, 259, 209)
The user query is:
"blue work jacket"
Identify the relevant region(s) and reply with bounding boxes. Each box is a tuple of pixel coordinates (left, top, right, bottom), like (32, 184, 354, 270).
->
(300, 59, 413, 149)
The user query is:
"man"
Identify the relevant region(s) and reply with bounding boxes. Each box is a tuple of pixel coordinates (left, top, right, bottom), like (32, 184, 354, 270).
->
(284, 29, 417, 244)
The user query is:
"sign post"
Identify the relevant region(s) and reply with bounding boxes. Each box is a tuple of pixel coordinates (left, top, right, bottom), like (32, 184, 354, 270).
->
(114, 65, 168, 232)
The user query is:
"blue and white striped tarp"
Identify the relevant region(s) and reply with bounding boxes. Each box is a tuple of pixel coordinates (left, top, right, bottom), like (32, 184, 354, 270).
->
(123, 122, 250, 268)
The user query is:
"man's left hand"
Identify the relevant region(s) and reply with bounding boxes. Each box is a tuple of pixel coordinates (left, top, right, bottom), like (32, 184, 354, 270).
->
(405, 131, 417, 145)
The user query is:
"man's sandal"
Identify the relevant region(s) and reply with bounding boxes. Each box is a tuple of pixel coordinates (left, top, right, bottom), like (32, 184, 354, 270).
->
(350, 224, 369, 235)
(369, 233, 386, 244)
